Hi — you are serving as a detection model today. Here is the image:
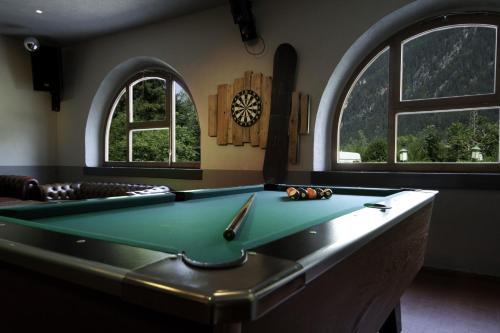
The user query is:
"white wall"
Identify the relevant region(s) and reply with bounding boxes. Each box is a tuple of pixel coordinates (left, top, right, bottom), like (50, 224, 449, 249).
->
(0, 36, 57, 166)
(59, 0, 413, 169)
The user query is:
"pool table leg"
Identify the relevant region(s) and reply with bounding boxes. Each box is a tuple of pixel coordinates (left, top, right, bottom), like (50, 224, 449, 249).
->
(214, 323, 242, 333)
(379, 301, 402, 333)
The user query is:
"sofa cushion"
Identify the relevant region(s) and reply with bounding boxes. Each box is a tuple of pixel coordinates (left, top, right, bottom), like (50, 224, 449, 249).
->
(39, 182, 171, 201)
(78, 182, 163, 199)
(39, 183, 81, 201)
(127, 186, 171, 196)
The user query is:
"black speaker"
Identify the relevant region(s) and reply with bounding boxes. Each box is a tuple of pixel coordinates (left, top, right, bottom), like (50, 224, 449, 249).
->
(229, 0, 258, 42)
(30, 46, 62, 111)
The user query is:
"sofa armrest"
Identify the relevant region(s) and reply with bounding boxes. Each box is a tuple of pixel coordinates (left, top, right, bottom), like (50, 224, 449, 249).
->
(38, 182, 171, 201)
(0, 175, 39, 200)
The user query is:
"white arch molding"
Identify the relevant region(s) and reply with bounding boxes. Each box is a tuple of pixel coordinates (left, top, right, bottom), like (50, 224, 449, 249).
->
(313, 0, 500, 171)
(85, 57, 185, 166)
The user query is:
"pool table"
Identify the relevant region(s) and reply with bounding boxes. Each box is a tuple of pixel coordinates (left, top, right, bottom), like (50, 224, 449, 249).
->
(0, 184, 436, 332)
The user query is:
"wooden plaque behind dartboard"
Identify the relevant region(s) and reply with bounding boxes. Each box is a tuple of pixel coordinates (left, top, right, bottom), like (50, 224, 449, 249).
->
(208, 71, 310, 164)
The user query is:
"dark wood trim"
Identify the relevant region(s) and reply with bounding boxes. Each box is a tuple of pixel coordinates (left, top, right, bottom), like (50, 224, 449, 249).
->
(388, 43, 400, 164)
(311, 170, 500, 190)
(496, 23, 500, 97)
(125, 86, 131, 162)
(103, 161, 200, 168)
(169, 79, 175, 165)
(84, 167, 203, 180)
(331, 162, 500, 173)
(171, 162, 200, 169)
(128, 120, 170, 131)
(394, 96, 500, 113)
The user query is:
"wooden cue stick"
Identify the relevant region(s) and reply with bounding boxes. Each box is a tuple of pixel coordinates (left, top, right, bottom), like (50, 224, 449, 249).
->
(223, 193, 256, 241)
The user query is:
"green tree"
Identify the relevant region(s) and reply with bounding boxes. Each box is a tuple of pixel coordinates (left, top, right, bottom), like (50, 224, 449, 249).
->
(446, 122, 472, 162)
(175, 86, 200, 162)
(133, 79, 166, 122)
(473, 116, 499, 161)
(108, 93, 127, 161)
(364, 138, 387, 162)
(398, 134, 427, 162)
(132, 129, 169, 162)
(422, 125, 445, 162)
(343, 130, 369, 157)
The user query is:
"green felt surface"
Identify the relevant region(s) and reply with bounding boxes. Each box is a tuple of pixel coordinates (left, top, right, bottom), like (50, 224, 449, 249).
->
(1, 190, 393, 266)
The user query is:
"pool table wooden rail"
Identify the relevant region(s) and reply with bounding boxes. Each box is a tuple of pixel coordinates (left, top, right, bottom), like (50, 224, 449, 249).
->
(0, 187, 437, 332)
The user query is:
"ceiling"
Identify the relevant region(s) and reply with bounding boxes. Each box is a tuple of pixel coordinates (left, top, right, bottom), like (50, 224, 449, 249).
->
(0, 0, 227, 45)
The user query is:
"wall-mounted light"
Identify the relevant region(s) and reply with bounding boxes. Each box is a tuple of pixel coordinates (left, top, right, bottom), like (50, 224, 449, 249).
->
(35, 9, 43, 14)
(471, 145, 482, 162)
(399, 147, 408, 162)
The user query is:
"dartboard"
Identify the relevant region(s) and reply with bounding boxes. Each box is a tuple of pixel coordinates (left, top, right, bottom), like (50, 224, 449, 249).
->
(231, 89, 262, 127)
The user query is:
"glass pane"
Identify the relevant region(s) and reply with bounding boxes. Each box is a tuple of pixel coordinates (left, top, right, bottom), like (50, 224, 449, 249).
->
(132, 78, 167, 122)
(108, 90, 127, 161)
(397, 108, 499, 162)
(131, 128, 170, 162)
(339, 48, 389, 163)
(175, 83, 200, 162)
(402, 25, 496, 100)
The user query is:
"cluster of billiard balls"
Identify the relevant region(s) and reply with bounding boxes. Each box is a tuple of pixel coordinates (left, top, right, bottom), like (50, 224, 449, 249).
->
(286, 187, 333, 200)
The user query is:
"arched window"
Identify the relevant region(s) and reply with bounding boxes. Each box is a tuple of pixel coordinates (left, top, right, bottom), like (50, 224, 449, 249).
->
(334, 14, 500, 172)
(104, 71, 200, 168)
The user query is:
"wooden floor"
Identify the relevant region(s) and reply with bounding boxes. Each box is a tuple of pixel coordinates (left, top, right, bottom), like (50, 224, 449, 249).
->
(401, 269, 500, 333)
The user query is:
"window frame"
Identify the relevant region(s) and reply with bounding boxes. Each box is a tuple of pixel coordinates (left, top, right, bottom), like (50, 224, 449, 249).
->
(333, 14, 500, 172)
(103, 70, 200, 169)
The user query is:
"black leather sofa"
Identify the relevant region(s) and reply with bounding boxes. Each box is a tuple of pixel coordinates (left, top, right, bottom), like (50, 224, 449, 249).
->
(38, 182, 171, 201)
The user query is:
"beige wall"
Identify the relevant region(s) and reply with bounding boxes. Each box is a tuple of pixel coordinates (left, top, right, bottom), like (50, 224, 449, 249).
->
(59, 0, 413, 169)
(0, 36, 57, 166)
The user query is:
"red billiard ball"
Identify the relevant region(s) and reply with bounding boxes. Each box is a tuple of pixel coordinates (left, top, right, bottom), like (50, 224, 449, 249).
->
(306, 188, 317, 199)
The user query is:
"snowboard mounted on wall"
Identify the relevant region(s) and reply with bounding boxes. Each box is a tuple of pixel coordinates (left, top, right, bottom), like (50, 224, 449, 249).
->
(263, 43, 298, 184)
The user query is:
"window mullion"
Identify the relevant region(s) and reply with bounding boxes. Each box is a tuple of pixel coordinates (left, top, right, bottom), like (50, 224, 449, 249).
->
(129, 121, 170, 130)
(127, 85, 132, 163)
(394, 96, 500, 113)
(388, 40, 401, 164)
(168, 77, 176, 165)
(495, 24, 500, 99)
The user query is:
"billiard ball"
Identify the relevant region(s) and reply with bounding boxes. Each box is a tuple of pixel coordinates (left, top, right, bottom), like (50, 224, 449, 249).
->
(297, 187, 308, 200)
(286, 187, 300, 200)
(322, 188, 333, 199)
(306, 188, 317, 199)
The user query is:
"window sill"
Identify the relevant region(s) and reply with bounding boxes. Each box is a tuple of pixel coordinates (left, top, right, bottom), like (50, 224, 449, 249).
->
(84, 167, 202, 180)
(311, 171, 500, 190)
